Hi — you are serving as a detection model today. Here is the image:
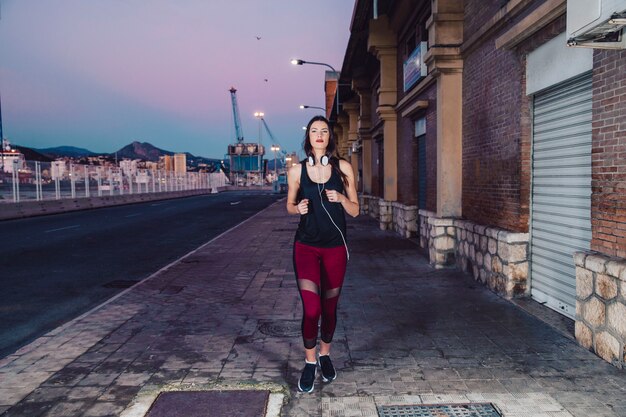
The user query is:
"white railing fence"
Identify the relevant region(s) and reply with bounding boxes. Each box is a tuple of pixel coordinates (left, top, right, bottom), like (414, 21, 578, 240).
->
(0, 160, 227, 203)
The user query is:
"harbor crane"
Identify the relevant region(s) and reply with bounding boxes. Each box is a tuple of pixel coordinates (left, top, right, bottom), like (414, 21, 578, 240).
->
(226, 87, 264, 186)
(229, 87, 244, 143)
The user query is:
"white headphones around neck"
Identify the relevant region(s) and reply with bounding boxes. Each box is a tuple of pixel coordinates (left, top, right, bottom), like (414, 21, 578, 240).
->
(307, 155, 329, 167)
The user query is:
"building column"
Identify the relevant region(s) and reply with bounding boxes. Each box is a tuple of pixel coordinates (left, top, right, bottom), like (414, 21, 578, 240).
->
(333, 122, 344, 158)
(353, 77, 372, 194)
(368, 15, 398, 202)
(425, 0, 464, 218)
(416, 0, 464, 268)
(343, 101, 360, 180)
(336, 113, 350, 159)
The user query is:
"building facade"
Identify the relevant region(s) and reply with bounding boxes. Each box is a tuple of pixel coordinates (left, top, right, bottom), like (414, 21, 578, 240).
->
(174, 153, 187, 174)
(337, 0, 626, 367)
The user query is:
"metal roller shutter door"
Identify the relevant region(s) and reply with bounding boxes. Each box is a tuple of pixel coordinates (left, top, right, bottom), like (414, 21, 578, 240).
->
(530, 72, 592, 319)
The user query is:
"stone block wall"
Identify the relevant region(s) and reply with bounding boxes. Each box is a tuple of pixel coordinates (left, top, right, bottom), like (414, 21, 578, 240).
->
(419, 210, 529, 297)
(455, 220, 529, 299)
(419, 210, 456, 269)
(392, 202, 418, 238)
(379, 200, 392, 231)
(359, 195, 379, 218)
(418, 209, 433, 250)
(359, 195, 418, 238)
(574, 252, 626, 368)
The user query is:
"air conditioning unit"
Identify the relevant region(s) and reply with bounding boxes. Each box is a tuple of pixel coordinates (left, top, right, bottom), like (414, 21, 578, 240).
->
(567, 0, 626, 49)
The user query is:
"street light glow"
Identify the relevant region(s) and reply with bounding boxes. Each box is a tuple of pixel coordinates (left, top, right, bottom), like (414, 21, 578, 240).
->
(299, 105, 325, 111)
(254, 112, 264, 118)
(291, 58, 339, 121)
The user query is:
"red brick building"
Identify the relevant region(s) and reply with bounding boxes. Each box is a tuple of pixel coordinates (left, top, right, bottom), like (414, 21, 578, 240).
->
(335, 0, 626, 367)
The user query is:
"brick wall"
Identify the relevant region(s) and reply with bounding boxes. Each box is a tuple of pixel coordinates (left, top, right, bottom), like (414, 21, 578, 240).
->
(372, 136, 382, 198)
(366, 76, 382, 198)
(461, 4, 565, 233)
(591, 49, 626, 258)
(370, 77, 381, 127)
(397, 114, 418, 205)
(464, 0, 503, 38)
(462, 37, 528, 232)
(425, 84, 437, 213)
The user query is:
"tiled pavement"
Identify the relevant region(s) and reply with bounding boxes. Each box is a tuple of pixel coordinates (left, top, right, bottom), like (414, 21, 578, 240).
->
(1, 201, 625, 417)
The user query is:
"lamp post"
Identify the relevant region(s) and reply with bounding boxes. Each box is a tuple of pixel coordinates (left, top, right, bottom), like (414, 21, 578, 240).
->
(299, 105, 325, 111)
(254, 111, 264, 185)
(291, 59, 339, 121)
(271, 145, 280, 181)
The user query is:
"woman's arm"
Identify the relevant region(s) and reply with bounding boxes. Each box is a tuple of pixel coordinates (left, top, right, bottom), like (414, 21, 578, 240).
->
(336, 159, 360, 218)
(286, 163, 308, 215)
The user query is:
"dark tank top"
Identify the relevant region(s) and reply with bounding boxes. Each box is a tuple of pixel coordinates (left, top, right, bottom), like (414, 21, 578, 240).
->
(295, 161, 347, 247)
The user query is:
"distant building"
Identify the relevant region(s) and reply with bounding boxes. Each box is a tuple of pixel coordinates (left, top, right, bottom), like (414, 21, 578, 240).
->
(174, 153, 186, 173)
(145, 161, 158, 171)
(159, 155, 174, 172)
(50, 160, 67, 179)
(119, 159, 138, 176)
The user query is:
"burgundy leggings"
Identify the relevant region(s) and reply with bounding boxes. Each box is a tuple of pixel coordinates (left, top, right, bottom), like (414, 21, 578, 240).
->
(293, 241, 347, 349)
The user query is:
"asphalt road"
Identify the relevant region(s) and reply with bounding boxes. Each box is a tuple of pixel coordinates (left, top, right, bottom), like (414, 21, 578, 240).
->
(0, 191, 283, 358)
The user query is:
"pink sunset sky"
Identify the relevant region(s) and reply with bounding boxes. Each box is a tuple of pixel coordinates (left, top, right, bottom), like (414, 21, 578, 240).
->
(0, 0, 355, 159)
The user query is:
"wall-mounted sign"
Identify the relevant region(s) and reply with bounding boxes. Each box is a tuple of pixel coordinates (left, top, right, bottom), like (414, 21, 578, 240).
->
(403, 41, 428, 92)
(415, 117, 426, 137)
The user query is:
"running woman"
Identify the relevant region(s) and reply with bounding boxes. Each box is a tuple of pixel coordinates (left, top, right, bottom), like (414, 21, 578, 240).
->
(286, 115, 359, 392)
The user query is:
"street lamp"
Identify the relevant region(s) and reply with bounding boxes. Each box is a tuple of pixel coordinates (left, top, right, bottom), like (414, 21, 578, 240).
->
(299, 105, 325, 111)
(291, 58, 340, 120)
(254, 112, 264, 185)
(271, 145, 280, 180)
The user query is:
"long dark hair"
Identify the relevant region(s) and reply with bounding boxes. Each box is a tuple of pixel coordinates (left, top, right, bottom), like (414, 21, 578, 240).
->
(303, 115, 349, 187)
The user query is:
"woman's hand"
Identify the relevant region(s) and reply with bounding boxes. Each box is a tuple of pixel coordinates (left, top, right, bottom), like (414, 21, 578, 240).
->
(324, 189, 344, 203)
(296, 199, 310, 214)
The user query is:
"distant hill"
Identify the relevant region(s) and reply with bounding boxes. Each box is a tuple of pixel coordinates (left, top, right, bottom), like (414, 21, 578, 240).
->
(112, 141, 173, 162)
(184, 152, 224, 170)
(14, 146, 53, 162)
(13, 141, 225, 172)
(38, 146, 98, 158)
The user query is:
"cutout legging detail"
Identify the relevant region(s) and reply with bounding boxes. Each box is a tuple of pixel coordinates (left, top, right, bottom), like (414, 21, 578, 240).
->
(293, 241, 347, 349)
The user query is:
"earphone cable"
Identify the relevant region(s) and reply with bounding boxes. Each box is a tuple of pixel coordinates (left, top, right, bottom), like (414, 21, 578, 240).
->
(316, 165, 350, 261)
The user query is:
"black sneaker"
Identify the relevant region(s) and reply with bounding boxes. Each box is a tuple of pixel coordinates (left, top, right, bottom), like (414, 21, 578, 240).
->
(297, 362, 316, 393)
(318, 355, 336, 382)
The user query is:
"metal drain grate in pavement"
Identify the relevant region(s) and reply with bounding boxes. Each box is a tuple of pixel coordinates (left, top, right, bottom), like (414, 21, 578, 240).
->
(257, 320, 301, 337)
(145, 390, 269, 417)
(379, 403, 501, 417)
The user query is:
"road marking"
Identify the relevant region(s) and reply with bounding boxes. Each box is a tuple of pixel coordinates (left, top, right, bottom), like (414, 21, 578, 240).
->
(230, 201, 241, 205)
(125, 213, 142, 218)
(45, 225, 80, 233)
(150, 203, 166, 207)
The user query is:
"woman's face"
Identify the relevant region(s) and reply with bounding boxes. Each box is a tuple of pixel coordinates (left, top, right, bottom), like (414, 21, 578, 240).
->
(308, 120, 330, 152)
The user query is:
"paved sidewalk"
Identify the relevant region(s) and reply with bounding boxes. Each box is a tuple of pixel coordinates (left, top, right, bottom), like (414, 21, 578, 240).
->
(1, 201, 625, 417)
